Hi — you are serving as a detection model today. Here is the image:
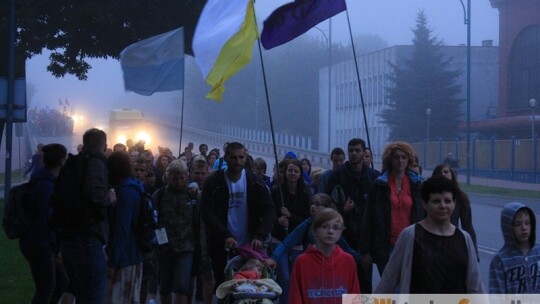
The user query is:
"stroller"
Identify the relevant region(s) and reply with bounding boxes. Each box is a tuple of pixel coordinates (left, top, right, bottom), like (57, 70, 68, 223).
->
(216, 245, 281, 303)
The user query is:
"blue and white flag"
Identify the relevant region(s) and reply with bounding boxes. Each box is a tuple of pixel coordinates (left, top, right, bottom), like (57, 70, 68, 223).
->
(121, 27, 184, 96)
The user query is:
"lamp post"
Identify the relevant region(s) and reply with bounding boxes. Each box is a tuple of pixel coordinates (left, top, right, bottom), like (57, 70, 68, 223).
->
(459, 0, 471, 185)
(530, 98, 537, 140)
(530, 98, 538, 182)
(314, 25, 332, 152)
(426, 108, 432, 142)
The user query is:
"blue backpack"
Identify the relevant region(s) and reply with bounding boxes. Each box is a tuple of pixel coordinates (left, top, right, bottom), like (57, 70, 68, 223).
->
(116, 185, 162, 253)
(134, 188, 160, 252)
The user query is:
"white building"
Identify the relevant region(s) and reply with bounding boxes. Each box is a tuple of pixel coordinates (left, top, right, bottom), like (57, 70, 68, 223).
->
(319, 43, 499, 160)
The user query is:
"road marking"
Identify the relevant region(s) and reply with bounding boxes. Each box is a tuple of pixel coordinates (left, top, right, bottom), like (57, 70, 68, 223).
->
(478, 245, 497, 255)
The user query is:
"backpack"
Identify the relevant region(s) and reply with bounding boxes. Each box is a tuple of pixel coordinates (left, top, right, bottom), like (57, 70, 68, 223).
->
(2, 180, 41, 239)
(49, 153, 89, 236)
(115, 185, 164, 253)
(132, 186, 160, 253)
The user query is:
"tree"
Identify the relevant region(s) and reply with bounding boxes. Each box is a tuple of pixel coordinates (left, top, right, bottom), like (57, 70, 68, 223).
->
(350, 34, 389, 56)
(1, 0, 206, 80)
(379, 11, 463, 142)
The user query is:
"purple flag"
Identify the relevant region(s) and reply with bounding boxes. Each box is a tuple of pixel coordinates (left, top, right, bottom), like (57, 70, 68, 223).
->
(261, 0, 347, 50)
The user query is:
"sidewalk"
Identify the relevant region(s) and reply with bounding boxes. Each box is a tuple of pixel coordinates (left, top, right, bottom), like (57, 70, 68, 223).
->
(422, 169, 539, 192)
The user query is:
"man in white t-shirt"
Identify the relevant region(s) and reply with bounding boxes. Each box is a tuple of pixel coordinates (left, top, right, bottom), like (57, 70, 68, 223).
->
(201, 142, 275, 289)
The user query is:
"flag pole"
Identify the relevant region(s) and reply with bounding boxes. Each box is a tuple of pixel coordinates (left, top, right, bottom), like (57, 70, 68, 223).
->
(251, 2, 286, 211)
(344, 8, 372, 155)
(178, 42, 186, 157)
(179, 87, 185, 157)
(252, 2, 290, 271)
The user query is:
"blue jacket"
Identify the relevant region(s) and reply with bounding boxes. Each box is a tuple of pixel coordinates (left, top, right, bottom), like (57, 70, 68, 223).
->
(489, 202, 540, 293)
(270, 217, 360, 262)
(107, 176, 145, 268)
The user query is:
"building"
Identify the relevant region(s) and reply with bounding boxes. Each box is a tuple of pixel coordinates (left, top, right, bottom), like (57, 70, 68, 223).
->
(480, 0, 540, 138)
(318, 44, 499, 158)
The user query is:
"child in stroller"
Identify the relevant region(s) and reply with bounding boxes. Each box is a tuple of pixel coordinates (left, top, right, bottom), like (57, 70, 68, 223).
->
(216, 246, 282, 303)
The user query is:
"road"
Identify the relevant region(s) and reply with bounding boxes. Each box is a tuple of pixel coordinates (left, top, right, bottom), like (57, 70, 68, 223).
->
(470, 193, 540, 288)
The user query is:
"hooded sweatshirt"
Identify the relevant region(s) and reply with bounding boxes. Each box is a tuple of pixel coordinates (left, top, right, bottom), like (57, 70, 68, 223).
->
(489, 202, 540, 294)
(289, 245, 360, 303)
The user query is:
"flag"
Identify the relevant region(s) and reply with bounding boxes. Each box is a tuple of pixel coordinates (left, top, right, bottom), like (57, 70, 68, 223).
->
(261, 0, 347, 50)
(193, 0, 258, 101)
(120, 27, 184, 96)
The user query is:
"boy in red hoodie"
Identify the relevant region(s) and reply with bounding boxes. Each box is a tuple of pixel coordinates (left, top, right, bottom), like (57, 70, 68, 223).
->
(289, 208, 360, 303)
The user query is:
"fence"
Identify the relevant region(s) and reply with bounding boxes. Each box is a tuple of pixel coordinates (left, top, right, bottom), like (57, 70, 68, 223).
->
(413, 136, 539, 183)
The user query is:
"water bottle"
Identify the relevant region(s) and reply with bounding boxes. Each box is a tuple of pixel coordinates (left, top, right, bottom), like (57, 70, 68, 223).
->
(153, 209, 158, 224)
(188, 182, 199, 206)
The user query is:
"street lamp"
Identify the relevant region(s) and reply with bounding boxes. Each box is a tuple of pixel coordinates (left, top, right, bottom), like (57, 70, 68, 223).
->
(459, 0, 471, 185)
(426, 108, 432, 142)
(530, 98, 537, 140)
(530, 98, 537, 183)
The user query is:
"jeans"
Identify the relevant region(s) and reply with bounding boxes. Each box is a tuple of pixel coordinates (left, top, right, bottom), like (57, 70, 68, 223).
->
(61, 237, 107, 304)
(20, 243, 68, 304)
(358, 258, 373, 294)
(157, 250, 194, 295)
(275, 247, 302, 304)
(375, 244, 395, 276)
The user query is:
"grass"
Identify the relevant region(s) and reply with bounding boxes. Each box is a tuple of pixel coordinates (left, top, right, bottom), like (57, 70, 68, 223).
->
(0, 169, 26, 188)
(461, 184, 539, 199)
(0, 201, 34, 303)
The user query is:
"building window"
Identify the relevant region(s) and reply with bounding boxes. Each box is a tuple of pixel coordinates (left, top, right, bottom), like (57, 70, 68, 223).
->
(509, 25, 540, 110)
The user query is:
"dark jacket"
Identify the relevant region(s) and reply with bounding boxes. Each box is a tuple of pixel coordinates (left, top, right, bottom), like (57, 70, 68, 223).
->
(81, 149, 112, 243)
(270, 185, 311, 241)
(361, 170, 425, 266)
(325, 161, 380, 249)
(20, 166, 56, 251)
(451, 189, 479, 258)
(201, 169, 275, 249)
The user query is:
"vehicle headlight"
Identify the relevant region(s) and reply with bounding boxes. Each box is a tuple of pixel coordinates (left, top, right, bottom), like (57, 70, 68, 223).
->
(137, 132, 151, 145)
(117, 135, 127, 145)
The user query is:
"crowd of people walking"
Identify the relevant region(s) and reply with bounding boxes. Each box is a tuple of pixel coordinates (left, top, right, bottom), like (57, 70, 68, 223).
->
(12, 128, 540, 304)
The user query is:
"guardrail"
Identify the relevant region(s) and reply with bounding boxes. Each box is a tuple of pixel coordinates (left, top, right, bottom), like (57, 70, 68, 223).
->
(152, 119, 333, 169)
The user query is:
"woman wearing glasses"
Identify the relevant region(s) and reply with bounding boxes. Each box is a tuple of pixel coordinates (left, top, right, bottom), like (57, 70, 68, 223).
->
(360, 141, 425, 277)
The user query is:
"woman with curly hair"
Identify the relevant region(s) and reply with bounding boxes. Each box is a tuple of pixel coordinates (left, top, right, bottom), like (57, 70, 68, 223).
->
(361, 141, 425, 276)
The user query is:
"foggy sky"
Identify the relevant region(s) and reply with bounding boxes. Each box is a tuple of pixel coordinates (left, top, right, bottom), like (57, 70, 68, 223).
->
(26, 0, 499, 119)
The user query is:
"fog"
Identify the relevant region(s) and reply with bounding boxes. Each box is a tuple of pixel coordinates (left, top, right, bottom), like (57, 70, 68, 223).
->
(24, 0, 499, 152)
